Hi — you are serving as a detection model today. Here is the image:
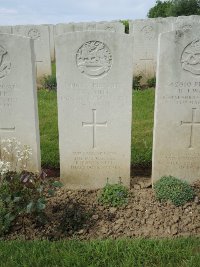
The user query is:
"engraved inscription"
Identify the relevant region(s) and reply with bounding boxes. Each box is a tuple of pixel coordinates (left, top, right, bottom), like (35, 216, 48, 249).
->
(0, 45, 11, 79)
(180, 108, 200, 148)
(82, 109, 107, 148)
(71, 151, 119, 170)
(141, 25, 154, 40)
(181, 39, 200, 75)
(181, 24, 192, 31)
(28, 28, 40, 40)
(0, 85, 16, 130)
(76, 41, 112, 78)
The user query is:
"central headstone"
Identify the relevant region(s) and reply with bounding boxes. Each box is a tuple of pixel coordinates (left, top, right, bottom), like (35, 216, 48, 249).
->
(152, 26, 200, 183)
(56, 31, 133, 189)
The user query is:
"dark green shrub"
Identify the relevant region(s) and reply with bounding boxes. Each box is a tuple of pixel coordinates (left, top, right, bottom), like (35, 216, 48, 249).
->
(0, 171, 62, 236)
(133, 75, 142, 90)
(147, 77, 156, 88)
(41, 75, 57, 91)
(154, 176, 195, 206)
(98, 181, 129, 207)
(120, 20, 129, 34)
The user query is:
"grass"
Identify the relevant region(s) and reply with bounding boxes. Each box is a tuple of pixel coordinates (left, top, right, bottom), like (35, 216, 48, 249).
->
(0, 238, 199, 267)
(38, 89, 59, 168)
(132, 88, 155, 166)
(38, 88, 155, 168)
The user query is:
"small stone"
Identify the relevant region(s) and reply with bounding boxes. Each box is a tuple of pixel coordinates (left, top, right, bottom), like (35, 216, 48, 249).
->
(194, 196, 199, 203)
(78, 229, 84, 234)
(115, 218, 124, 225)
(134, 184, 141, 190)
(109, 207, 117, 214)
(92, 215, 99, 220)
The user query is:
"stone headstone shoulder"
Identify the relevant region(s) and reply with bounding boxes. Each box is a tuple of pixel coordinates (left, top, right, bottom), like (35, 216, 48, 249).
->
(56, 31, 133, 189)
(152, 25, 200, 184)
(55, 21, 125, 35)
(0, 33, 41, 172)
(173, 15, 200, 31)
(129, 17, 174, 83)
(12, 24, 52, 78)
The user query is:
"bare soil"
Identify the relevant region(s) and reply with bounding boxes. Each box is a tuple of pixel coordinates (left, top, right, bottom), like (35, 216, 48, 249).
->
(4, 170, 200, 240)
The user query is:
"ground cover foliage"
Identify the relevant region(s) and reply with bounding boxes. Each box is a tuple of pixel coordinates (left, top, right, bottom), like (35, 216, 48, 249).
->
(0, 238, 199, 267)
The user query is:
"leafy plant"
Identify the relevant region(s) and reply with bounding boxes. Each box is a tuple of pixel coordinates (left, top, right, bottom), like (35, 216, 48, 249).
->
(147, 77, 156, 88)
(133, 75, 142, 90)
(120, 20, 129, 33)
(154, 176, 195, 206)
(41, 74, 57, 91)
(99, 180, 129, 207)
(57, 202, 90, 236)
(0, 170, 62, 236)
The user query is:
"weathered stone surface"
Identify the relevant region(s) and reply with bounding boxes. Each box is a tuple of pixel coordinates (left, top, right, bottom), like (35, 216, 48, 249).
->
(12, 25, 51, 78)
(43, 24, 55, 62)
(56, 31, 133, 189)
(0, 26, 12, 34)
(55, 21, 125, 35)
(129, 18, 174, 83)
(152, 26, 200, 183)
(0, 34, 40, 172)
(173, 15, 200, 32)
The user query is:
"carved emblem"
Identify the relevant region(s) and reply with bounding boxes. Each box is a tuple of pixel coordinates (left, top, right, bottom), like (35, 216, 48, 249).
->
(0, 45, 11, 79)
(104, 26, 115, 32)
(28, 28, 40, 40)
(76, 41, 112, 78)
(181, 39, 200, 75)
(141, 25, 154, 40)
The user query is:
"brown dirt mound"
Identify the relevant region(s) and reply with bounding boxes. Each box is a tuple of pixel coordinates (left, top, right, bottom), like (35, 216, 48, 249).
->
(4, 175, 200, 241)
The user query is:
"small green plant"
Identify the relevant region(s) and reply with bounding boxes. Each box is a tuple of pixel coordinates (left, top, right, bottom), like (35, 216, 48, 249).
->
(154, 176, 195, 206)
(133, 75, 142, 90)
(41, 74, 57, 91)
(99, 179, 129, 207)
(147, 77, 156, 88)
(120, 20, 129, 34)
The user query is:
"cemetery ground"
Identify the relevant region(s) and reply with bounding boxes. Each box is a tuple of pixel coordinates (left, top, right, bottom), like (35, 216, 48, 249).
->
(1, 84, 200, 266)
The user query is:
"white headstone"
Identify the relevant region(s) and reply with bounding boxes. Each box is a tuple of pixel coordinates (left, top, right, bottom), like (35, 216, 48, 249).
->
(129, 18, 174, 83)
(0, 34, 40, 172)
(173, 15, 200, 31)
(152, 26, 200, 184)
(12, 25, 52, 78)
(0, 26, 12, 34)
(43, 24, 55, 62)
(55, 21, 125, 35)
(56, 31, 133, 189)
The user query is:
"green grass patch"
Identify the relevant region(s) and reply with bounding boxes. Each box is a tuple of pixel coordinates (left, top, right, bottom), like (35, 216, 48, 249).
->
(0, 238, 199, 267)
(38, 88, 155, 168)
(132, 88, 155, 166)
(38, 90, 59, 168)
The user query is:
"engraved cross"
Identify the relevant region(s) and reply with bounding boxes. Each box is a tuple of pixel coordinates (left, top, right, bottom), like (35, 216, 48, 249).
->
(82, 109, 107, 148)
(181, 108, 200, 148)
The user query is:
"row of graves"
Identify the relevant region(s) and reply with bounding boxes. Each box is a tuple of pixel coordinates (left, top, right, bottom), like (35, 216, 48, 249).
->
(0, 16, 200, 189)
(1, 15, 200, 81)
